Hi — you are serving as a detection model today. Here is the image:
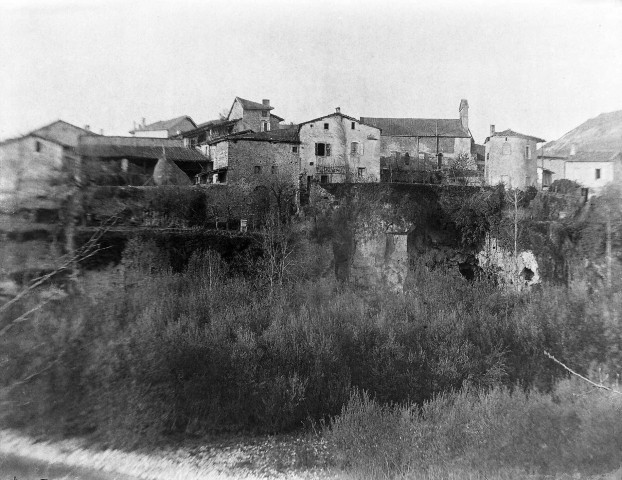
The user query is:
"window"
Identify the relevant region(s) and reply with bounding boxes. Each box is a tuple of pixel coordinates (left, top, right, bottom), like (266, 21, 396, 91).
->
(35, 141, 42, 152)
(525, 145, 531, 159)
(596, 168, 601, 180)
(271, 165, 278, 174)
(198, 132, 207, 144)
(262, 111, 268, 117)
(254, 166, 262, 174)
(320, 175, 329, 184)
(404, 152, 410, 165)
(190, 137, 198, 147)
(261, 121, 270, 132)
(323, 123, 329, 130)
(351, 122, 356, 130)
(357, 167, 366, 177)
(350, 142, 359, 155)
(292, 146, 299, 153)
(315, 143, 331, 156)
(486, 153, 490, 160)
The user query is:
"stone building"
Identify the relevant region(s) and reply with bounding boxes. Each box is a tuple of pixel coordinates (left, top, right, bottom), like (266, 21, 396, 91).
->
(563, 151, 622, 194)
(205, 128, 300, 187)
(180, 97, 284, 151)
(129, 116, 197, 138)
(484, 126, 545, 189)
(298, 108, 381, 185)
(0, 120, 96, 212)
(361, 99, 473, 177)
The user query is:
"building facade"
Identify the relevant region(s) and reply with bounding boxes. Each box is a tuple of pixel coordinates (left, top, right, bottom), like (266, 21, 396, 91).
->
(563, 151, 622, 194)
(130, 116, 197, 138)
(361, 99, 474, 177)
(298, 108, 381, 185)
(205, 129, 300, 187)
(484, 126, 545, 189)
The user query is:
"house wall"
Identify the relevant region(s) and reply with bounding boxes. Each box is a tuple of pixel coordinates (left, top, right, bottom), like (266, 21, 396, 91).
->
(0, 136, 66, 211)
(485, 136, 538, 189)
(378, 135, 472, 171)
(541, 158, 566, 183)
(298, 116, 381, 183)
(227, 140, 299, 186)
(565, 161, 615, 192)
(209, 141, 230, 170)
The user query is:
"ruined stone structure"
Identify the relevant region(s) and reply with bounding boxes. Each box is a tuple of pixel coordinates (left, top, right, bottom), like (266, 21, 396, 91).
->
(298, 108, 381, 185)
(484, 126, 545, 189)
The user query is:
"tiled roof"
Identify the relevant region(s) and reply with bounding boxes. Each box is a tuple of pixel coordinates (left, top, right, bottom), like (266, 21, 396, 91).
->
(271, 113, 285, 122)
(210, 127, 300, 145)
(299, 112, 374, 127)
(360, 117, 470, 138)
(489, 129, 545, 143)
(564, 151, 622, 163)
(77, 136, 208, 162)
(236, 97, 274, 111)
(182, 119, 238, 137)
(130, 116, 196, 135)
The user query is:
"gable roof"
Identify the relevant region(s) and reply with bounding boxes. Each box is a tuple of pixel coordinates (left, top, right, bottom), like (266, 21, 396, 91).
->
(181, 118, 238, 138)
(77, 136, 209, 162)
(487, 129, 545, 143)
(299, 112, 379, 129)
(130, 116, 196, 135)
(235, 97, 274, 111)
(564, 151, 622, 163)
(360, 117, 470, 138)
(30, 119, 99, 147)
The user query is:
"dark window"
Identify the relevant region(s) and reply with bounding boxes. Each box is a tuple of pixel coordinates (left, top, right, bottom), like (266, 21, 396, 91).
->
(486, 153, 490, 160)
(254, 166, 262, 174)
(525, 145, 531, 159)
(351, 122, 356, 130)
(262, 111, 268, 117)
(271, 165, 278, 174)
(350, 142, 359, 155)
(320, 175, 329, 184)
(596, 168, 601, 179)
(357, 167, 366, 177)
(404, 152, 410, 165)
(323, 123, 329, 130)
(292, 146, 299, 153)
(198, 132, 207, 143)
(315, 143, 331, 156)
(35, 141, 42, 152)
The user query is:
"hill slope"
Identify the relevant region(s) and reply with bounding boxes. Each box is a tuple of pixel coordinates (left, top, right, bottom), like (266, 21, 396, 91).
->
(541, 110, 622, 156)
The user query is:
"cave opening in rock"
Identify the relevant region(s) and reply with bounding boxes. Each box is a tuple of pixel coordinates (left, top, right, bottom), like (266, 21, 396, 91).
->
(521, 267, 534, 282)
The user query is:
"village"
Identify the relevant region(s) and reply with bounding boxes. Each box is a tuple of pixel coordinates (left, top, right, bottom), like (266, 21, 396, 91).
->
(2, 95, 620, 214)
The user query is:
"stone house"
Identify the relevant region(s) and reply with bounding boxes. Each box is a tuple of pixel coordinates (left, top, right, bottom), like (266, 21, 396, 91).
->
(77, 136, 210, 185)
(0, 120, 97, 212)
(130, 116, 197, 138)
(563, 151, 622, 194)
(484, 126, 545, 189)
(180, 97, 284, 151)
(205, 128, 300, 187)
(361, 99, 473, 177)
(298, 108, 381, 185)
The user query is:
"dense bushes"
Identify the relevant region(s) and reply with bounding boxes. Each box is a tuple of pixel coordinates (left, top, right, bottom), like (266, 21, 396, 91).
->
(328, 380, 622, 477)
(2, 234, 619, 451)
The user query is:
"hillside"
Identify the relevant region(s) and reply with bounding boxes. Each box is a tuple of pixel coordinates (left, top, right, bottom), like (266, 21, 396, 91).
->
(541, 109, 622, 156)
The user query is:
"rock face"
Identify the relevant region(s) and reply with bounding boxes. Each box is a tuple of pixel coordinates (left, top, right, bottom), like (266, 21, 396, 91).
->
(477, 235, 540, 289)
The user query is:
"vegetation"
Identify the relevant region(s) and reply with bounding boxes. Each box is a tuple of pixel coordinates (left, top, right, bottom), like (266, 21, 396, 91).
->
(2, 184, 622, 477)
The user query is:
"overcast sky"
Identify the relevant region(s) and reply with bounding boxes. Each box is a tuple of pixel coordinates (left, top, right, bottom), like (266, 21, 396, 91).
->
(1, 0, 621, 143)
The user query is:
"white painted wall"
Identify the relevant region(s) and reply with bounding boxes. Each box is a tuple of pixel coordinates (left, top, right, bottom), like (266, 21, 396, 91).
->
(565, 161, 614, 192)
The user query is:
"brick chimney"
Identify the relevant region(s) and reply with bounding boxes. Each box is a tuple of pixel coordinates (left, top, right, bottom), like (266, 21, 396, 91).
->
(490, 124, 495, 136)
(459, 99, 469, 130)
(262, 99, 270, 107)
(336, 107, 341, 114)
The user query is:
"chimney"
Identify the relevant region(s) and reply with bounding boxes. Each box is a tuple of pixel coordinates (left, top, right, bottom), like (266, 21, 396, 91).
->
(84, 124, 90, 131)
(570, 144, 576, 156)
(335, 107, 341, 114)
(459, 99, 469, 130)
(262, 99, 270, 107)
(490, 124, 495, 136)
(142, 117, 146, 127)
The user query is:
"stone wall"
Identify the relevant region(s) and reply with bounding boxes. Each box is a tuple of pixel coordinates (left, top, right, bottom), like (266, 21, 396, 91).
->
(299, 115, 381, 183)
(486, 136, 538, 189)
(227, 140, 299, 187)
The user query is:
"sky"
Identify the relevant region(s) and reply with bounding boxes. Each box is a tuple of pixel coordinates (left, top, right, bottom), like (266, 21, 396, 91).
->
(1, 0, 621, 144)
